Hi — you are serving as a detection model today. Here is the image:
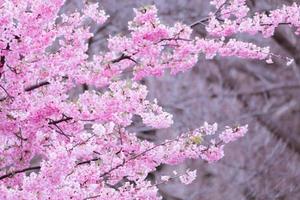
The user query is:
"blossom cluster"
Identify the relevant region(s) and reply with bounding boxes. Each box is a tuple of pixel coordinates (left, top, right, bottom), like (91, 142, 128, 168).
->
(207, 1, 300, 38)
(0, 0, 298, 199)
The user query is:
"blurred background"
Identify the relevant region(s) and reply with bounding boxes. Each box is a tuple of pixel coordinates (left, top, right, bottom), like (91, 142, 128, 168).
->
(63, 0, 300, 199)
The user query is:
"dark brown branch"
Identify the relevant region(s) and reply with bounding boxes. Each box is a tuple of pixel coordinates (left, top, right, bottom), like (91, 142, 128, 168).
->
(6, 64, 19, 74)
(260, 22, 292, 26)
(48, 116, 73, 125)
(51, 124, 72, 139)
(0, 55, 5, 69)
(84, 195, 101, 200)
(24, 81, 50, 92)
(47, 115, 73, 139)
(0, 166, 41, 180)
(0, 84, 13, 100)
(41, 114, 73, 140)
(14, 131, 27, 141)
(77, 158, 101, 166)
(0, 157, 101, 181)
(111, 53, 138, 64)
(158, 37, 192, 43)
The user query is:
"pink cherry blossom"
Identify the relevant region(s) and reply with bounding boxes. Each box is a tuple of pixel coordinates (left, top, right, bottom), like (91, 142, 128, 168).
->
(201, 145, 225, 163)
(179, 169, 197, 185)
(0, 0, 297, 198)
(219, 125, 248, 143)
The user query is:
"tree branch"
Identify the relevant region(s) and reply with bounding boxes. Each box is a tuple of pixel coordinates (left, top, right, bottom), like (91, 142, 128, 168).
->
(48, 116, 73, 125)
(111, 53, 138, 64)
(24, 81, 50, 92)
(0, 166, 41, 180)
(0, 157, 101, 181)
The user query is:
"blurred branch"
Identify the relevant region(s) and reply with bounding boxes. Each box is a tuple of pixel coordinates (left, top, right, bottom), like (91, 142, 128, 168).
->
(24, 81, 50, 92)
(227, 82, 300, 96)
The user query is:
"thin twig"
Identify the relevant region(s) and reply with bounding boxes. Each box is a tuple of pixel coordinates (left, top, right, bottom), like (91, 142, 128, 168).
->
(48, 116, 73, 125)
(0, 84, 13, 100)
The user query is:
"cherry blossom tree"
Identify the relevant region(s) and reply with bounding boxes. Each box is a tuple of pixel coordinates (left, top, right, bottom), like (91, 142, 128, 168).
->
(0, 0, 299, 199)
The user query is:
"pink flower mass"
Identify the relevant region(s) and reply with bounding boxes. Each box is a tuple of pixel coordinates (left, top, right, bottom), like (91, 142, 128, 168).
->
(0, 0, 299, 199)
